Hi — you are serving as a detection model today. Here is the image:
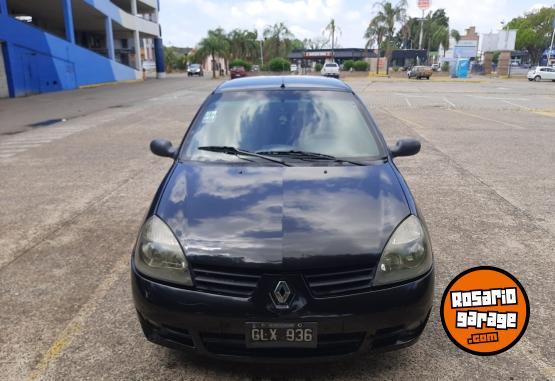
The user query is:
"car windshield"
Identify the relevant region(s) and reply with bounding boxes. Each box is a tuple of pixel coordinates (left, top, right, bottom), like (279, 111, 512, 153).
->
(325, 63, 338, 67)
(181, 90, 383, 162)
(190, 64, 200, 68)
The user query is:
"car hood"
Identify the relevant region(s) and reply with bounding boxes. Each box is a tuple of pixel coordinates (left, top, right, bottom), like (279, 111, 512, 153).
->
(156, 162, 410, 270)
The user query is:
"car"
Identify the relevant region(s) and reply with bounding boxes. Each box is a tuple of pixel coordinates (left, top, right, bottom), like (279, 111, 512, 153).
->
(132, 76, 434, 362)
(251, 64, 260, 72)
(290, 64, 298, 74)
(230, 66, 247, 79)
(187, 63, 203, 77)
(321, 62, 340, 78)
(407, 66, 432, 79)
(431, 64, 440, 72)
(527, 66, 555, 82)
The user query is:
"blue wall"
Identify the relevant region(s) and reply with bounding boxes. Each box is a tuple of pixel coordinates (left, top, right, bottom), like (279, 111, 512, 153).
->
(0, 14, 139, 97)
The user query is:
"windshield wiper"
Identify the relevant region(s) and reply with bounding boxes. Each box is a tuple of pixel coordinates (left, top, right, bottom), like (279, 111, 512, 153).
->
(256, 150, 365, 166)
(198, 146, 291, 166)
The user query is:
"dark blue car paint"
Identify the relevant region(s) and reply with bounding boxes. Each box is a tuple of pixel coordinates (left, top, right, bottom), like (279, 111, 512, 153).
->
(155, 161, 411, 271)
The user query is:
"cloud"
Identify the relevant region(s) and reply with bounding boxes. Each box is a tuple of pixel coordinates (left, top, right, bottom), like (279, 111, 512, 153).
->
(159, 0, 546, 48)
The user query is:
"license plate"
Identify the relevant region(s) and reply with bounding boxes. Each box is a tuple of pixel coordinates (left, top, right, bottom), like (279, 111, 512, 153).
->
(246, 322, 317, 348)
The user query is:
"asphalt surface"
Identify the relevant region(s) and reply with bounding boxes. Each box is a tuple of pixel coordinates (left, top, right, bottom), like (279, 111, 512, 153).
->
(0, 75, 553, 381)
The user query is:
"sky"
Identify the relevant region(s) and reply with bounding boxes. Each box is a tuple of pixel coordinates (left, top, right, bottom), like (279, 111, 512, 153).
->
(159, 0, 554, 48)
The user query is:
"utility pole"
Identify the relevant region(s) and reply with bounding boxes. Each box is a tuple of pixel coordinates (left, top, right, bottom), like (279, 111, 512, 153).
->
(418, 9, 424, 49)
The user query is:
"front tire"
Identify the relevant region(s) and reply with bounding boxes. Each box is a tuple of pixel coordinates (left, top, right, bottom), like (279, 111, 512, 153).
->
(534, 75, 541, 82)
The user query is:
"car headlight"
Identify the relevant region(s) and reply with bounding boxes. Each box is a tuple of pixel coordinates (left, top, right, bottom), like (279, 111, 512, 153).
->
(373, 215, 432, 286)
(134, 215, 192, 286)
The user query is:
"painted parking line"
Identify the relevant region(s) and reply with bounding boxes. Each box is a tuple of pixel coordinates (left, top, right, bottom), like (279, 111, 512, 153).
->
(25, 254, 130, 381)
(443, 97, 456, 108)
(449, 109, 525, 130)
(468, 95, 530, 101)
(404, 97, 412, 108)
(502, 100, 531, 110)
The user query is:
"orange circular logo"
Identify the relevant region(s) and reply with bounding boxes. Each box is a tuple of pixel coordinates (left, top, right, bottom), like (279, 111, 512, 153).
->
(440, 266, 529, 356)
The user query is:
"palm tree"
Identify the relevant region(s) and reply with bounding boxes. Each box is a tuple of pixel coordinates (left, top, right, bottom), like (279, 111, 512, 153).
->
(228, 29, 259, 62)
(364, 19, 387, 74)
(263, 22, 293, 59)
(197, 33, 228, 79)
(323, 19, 341, 56)
(207, 28, 230, 75)
(371, 0, 408, 43)
(432, 25, 450, 56)
(450, 29, 461, 43)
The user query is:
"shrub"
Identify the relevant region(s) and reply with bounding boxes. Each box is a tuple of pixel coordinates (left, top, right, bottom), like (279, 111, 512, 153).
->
(441, 61, 450, 72)
(268, 58, 290, 72)
(392, 66, 400, 72)
(315, 63, 323, 72)
(353, 60, 369, 71)
(229, 59, 252, 71)
(343, 60, 355, 71)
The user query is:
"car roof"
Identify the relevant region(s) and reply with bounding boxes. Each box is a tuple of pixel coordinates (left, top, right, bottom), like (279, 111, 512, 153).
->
(214, 76, 352, 93)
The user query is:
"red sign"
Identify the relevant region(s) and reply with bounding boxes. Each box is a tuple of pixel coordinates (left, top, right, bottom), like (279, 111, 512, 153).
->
(417, 0, 430, 9)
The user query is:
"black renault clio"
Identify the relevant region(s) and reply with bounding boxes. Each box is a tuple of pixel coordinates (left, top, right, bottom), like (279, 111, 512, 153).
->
(132, 76, 433, 361)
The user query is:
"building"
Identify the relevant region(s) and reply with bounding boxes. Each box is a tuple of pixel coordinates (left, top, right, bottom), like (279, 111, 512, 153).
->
(0, 0, 166, 98)
(288, 48, 377, 68)
(453, 26, 479, 59)
(389, 49, 428, 68)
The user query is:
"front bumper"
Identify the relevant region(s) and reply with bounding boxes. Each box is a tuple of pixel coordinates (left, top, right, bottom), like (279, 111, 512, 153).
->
(132, 263, 433, 362)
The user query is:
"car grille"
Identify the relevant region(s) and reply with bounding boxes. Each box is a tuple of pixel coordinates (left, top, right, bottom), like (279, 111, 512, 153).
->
(191, 265, 261, 297)
(201, 332, 365, 357)
(191, 264, 375, 298)
(303, 267, 375, 298)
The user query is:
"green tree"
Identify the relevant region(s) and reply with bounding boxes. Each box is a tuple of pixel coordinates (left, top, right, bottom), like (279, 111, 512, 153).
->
(323, 19, 342, 53)
(268, 57, 290, 72)
(197, 32, 229, 79)
(229, 59, 251, 71)
(450, 29, 461, 43)
(397, 9, 450, 51)
(263, 22, 294, 60)
(507, 7, 555, 64)
(227, 29, 259, 62)
(366, 0, 408, 49)
(353, 60, 369, 71)
(207, 28, 231, 75)
(343, 59, 355, 70)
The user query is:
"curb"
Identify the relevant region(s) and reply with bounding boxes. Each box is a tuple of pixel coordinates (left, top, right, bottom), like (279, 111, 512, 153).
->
(79, 79, 144, 90)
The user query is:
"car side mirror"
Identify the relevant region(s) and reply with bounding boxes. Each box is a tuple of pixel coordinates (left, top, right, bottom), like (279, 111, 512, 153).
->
(150, 139, 176, 158)
(389, 139, 421, 158)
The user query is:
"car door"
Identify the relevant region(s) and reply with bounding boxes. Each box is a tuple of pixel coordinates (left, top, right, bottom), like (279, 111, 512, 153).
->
(546, 68, 555, 80)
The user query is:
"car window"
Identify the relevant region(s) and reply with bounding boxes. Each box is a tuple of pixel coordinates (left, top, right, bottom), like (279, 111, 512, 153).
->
(181, 90, 383, 161)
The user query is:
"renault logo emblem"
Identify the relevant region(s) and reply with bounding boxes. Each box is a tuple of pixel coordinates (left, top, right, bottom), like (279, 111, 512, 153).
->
(272, 280, 292, 306)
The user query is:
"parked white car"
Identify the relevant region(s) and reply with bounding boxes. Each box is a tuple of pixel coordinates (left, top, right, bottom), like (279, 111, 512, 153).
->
(527, 66, 555, 82)
(321, 62, 340, 78)
(290, 64, 298, 74)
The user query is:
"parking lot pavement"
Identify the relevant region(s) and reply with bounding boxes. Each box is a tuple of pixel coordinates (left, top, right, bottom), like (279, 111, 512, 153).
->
(0, 76, 553, 380)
